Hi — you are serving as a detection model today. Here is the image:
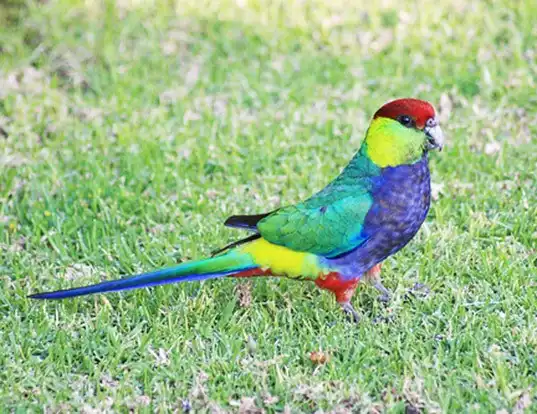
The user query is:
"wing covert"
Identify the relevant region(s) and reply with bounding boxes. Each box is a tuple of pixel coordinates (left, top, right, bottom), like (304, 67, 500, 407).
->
(257, 194, 373, 257)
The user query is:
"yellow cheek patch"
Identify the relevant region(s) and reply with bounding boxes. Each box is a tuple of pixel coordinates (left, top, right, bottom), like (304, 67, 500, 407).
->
(365, 118, 424, 167)
(366, 135, 400, 168)
(239, 238, 322, 279)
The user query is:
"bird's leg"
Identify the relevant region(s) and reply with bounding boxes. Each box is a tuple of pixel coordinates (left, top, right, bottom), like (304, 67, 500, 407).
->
(373, 281, 391, 303)
(364, 263, 391, 303)
(314, 273, 360, 323)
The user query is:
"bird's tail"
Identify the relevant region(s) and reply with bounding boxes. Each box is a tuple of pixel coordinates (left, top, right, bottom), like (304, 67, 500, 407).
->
(29, 250, 262, 300)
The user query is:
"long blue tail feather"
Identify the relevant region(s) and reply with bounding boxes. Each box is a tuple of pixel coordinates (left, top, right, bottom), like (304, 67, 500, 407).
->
(29, 251, 257, 300)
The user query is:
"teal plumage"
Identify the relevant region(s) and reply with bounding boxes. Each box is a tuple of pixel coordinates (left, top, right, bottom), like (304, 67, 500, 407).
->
(257, 146, 381, 257)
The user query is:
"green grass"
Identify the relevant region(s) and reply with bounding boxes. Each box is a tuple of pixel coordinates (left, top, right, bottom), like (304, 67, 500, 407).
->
(1, 0, 536, 411)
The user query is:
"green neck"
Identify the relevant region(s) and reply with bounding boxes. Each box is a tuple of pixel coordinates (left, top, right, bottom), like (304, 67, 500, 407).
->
(362, 117, 425, 168)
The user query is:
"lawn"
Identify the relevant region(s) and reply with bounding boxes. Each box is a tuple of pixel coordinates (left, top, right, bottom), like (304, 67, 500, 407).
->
(1, 0, 536, 411)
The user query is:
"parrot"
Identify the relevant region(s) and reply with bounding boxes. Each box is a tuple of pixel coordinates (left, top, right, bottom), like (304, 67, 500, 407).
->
(29, 98, 444, 322)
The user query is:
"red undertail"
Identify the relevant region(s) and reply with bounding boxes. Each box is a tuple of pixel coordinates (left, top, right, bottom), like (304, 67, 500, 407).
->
(232, 268, 274, 278)
(233, 268, 359, 304)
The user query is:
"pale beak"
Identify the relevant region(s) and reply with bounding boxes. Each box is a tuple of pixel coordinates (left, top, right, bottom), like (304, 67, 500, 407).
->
(424, 122, 444, 151)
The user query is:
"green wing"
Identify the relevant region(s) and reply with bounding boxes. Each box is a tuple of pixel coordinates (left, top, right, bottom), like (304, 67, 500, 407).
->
(257, 194, 372, 257)
(257, 149, 380, 257)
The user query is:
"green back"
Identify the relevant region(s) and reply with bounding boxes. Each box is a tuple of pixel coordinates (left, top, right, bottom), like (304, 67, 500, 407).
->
(257, 147, 381, 257)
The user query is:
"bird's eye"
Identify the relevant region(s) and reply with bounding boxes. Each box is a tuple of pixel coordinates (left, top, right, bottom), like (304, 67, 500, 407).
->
(398, 115, 415, 128)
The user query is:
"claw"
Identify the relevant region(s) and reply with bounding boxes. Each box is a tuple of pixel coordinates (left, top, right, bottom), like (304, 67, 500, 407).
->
(404, 283, 431, 301)
(373, 281, 391, 303)
(408, 282, 430, 297)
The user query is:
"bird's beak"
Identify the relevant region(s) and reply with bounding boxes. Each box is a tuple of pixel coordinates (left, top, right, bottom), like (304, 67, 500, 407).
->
(424, 123, 444, 151)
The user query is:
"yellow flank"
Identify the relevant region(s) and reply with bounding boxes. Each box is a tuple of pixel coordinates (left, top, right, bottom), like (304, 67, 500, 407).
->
(240, 238, 324, 279)
(365, 117, 424, 167)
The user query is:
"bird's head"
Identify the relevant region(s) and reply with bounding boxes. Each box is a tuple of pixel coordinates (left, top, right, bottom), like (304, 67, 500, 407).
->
(363, 98, 444, 168)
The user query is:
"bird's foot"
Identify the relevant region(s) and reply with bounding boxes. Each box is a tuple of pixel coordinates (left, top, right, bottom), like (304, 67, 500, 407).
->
(406, 282, 430, 299)
(378, 293, 391, 304)
(373, 281, 391, 303)
(340, 302, 360, 324)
